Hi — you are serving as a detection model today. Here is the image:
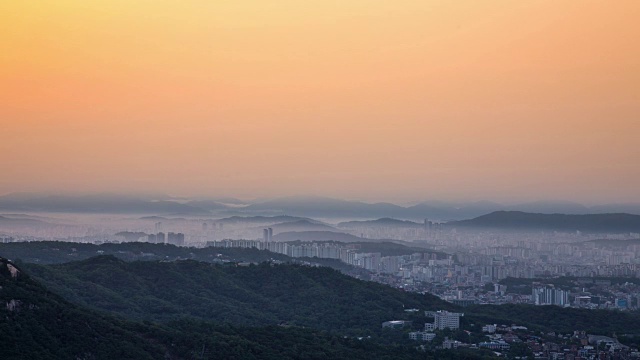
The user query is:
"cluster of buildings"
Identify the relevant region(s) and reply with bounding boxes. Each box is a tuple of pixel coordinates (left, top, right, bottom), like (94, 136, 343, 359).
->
(200, 230, 640, 312)
(407, 310, 463, 342)
(394, 311, 639, 360)
(145, 232, 185, 246)
(6, 214, 640, 315)
(424, 310, 463, 331)
(205, 237, 391, 271)
(0, 236, 15, 244)
(532, 285, 571, 306)
(387, 310, 516, 353)
(337, 219, 445, 241)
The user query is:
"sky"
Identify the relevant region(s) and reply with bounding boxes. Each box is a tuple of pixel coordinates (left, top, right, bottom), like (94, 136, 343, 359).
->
(1, 0, 639, 204)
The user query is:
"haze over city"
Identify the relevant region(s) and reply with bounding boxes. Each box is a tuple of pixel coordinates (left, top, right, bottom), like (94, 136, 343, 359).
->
(4, 2, 640, 359)
(2, 0, 639, 204)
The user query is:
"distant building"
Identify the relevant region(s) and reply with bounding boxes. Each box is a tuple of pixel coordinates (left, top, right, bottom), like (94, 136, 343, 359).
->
(494, 284, 507, 295)
(409, 332, 436, 341)
(450, 299, 477, 307)
(616, 298, 628, 309)
(482, 324, 497, 333)
(1, 237, 15, 243)
(288, 244, 318, 258)
(355, 252, 381, 271)
(532, 285, 570, 306)
(442, 337, 462, 349)
(380, 256, 399, 274)
(382, 320, 412, 329)
(167, 232, 185, 246)
(425, 310, 463, 330)
(316, 244, 340, 259)
(479, 341, 510, 351)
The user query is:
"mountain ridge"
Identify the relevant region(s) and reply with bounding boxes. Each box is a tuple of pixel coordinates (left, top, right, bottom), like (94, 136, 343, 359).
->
(448, 211, 640, 233)
(0, 256, 436, 359)
(2, 192, 640, 220)
(23, 256, 455, 332)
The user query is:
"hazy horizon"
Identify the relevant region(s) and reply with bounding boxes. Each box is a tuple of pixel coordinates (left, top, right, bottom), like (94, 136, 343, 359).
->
(2, 1, 639, 204)
(3, 190, 640, 209)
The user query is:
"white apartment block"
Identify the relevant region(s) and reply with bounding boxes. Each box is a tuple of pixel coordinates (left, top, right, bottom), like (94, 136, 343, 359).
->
(424, 310, 464, 330)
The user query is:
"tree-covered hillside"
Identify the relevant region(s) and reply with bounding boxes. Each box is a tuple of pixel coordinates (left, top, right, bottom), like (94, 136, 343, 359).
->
(0, 240, 438, 266)
(465, 304, 640, 334)
(0, 241, 292, 264)
(0, 256, 174, 359)
(23, 256, 454, 334)
(449, 211, 640, 233)
(0, 257, 495, 360)
(21, 254, 640, 338)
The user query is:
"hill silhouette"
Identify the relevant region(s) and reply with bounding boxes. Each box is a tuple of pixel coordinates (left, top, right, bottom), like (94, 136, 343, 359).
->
(338, 218, 423, 228)
(268, 219, 338, 232)
(23, 256, 455, 333)
(272, 230, 365, 242)
(0, 256, 178, 359)
(448, 211, 640, 233)
(0, 256, 466, 360)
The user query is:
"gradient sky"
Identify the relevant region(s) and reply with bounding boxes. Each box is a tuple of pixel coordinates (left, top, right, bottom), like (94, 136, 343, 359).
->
(1, 1, 639, 203)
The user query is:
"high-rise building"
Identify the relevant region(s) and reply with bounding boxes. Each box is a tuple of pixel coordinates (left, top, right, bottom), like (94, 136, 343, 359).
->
(409, 332, 436, 341)
(268, 228, 273, 242)
(167, 232, 184, 246)
(263, 229, 269, 242)
(425, 310, 463, 330)
(532, 285, 570, 306)
(0, 237, 15, 243)
(355, 252, 381, 272)
(380, 256, 399, 274)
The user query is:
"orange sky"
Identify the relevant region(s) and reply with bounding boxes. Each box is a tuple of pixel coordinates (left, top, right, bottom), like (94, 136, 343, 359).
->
(1, 0, 639, 203)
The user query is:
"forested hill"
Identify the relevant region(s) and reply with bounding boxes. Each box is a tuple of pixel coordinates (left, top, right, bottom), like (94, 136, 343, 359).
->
(0, 256, 174, 359)
(6, 253, 640, 360)
(0, 241, 292, 264)
(0, 256, 484, 360)
(448, 211, 640, 233)
(23, 256, 455, 333)
(0, 240, 438, 265)
(465, 304, 640, 335)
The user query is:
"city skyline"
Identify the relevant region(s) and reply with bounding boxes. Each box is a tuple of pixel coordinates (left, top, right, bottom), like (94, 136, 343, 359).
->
(2, 1, 639, 203)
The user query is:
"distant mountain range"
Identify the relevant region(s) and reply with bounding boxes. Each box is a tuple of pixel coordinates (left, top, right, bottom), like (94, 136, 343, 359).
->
(0, 193, 207, 215)
(448, 211, 640, 233)
(243, 196, 408, 219)
(216, 215, 315, 224)
(0, 215, 51, 228)
(338, 218, 423, 229)
(267, 220, 337, 233)
(273, 231, 367, 242)
(2, 192, 640, 221)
